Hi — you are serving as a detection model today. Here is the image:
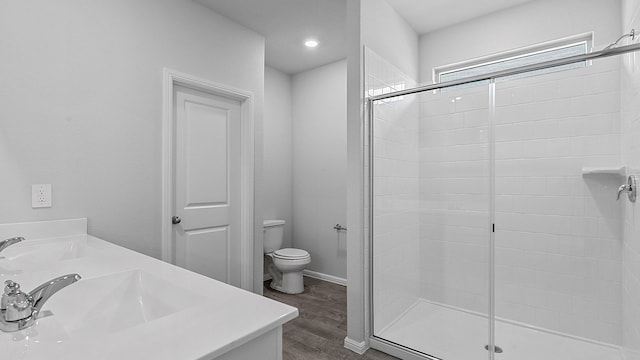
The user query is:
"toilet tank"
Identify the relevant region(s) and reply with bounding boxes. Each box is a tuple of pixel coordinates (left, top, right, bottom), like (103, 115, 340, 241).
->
(263, 220, 285, 253)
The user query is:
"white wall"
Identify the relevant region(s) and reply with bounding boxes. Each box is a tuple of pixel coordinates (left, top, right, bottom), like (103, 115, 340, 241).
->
(0, 0, 265, 291)
(346, 0, 419, 349)
(361, 0, 419, 80)
(265, 63, 349, 282)
(292, 59, 348, 280)
(419, 0, 622, 84)
(264, 66, 293, 249)
(621, 0, 640, 358)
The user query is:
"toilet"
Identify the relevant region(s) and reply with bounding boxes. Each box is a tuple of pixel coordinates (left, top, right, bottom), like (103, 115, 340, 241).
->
(263, 220, 311, 294)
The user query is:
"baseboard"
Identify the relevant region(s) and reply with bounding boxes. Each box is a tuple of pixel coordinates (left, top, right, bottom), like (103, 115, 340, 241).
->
(265, 270, 346, 286)
(303, 269, 347, 286)
(344, 337, 368, 355)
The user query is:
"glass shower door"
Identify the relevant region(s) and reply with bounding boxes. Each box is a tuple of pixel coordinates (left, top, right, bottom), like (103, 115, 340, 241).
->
(370, 81, 493, 360)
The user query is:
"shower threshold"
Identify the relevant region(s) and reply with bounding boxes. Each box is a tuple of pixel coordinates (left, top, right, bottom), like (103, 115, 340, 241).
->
(376, 299, 621, 360)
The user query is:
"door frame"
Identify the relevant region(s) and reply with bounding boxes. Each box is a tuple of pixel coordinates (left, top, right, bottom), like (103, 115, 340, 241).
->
(161, 68, 255, 291)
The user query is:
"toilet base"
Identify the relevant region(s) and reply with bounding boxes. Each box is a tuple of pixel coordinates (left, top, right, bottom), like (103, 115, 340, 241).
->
(270, 271, 304, 294)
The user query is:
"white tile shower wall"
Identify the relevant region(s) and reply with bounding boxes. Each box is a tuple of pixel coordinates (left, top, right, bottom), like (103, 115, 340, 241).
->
(418, 85, 491, 315)
(621, 0, 640, 358)
(419, 58, 623, 344)
(494, 58, 622, 344)
(366, 47, 420, 333)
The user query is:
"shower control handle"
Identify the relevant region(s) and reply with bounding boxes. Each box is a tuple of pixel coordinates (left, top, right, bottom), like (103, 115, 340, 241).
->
(617, 175, 637, 202)
(617, 184, 629, 200)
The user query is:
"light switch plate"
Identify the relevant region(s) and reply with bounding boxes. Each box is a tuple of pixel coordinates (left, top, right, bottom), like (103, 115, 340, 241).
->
(32, 184, 52, 208)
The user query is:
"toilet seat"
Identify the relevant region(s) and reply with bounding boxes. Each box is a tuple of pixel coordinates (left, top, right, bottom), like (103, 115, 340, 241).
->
(273, 248, 309, 260)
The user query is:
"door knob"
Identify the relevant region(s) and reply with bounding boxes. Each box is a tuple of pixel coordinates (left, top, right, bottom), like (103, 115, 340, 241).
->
(172, 216, 181, 224)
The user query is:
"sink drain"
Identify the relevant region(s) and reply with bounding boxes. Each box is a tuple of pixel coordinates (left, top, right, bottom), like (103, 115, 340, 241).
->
(484, 345, 503, 353)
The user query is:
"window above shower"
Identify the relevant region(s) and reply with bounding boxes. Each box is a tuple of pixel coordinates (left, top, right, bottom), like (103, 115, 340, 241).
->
(433, 32, 593, 88)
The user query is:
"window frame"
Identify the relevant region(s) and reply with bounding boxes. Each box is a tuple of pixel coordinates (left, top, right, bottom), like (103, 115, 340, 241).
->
(432, 32, 594, 85)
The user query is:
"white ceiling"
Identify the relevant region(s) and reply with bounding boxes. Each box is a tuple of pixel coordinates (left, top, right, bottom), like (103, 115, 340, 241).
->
(386, 0, 536, 34)
(197, 0, 347, 75)
(197, 0, 536, 75)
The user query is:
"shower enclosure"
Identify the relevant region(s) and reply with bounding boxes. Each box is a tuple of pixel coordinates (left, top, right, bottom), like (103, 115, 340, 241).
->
(368, 42, 640, 360)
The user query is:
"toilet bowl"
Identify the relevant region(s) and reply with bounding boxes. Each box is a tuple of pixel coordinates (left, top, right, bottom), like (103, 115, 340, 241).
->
(263, 220, 310, 294)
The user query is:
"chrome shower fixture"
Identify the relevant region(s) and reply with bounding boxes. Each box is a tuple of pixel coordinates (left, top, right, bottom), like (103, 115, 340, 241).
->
(604, 29, 636, 51)
(617, 175, 637, 202)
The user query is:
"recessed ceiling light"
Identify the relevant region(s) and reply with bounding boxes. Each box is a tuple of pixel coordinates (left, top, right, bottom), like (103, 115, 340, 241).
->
(304, 39, 318, 48)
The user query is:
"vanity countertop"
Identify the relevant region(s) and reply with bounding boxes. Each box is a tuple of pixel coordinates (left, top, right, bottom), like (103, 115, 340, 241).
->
(0, 218, 297, 360)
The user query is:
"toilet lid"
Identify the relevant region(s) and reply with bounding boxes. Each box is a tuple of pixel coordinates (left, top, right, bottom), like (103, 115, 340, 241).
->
(273, 248, 309, 259)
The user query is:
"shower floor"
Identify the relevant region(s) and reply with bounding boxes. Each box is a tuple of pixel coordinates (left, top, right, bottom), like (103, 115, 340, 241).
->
(376, 299, 621, 360)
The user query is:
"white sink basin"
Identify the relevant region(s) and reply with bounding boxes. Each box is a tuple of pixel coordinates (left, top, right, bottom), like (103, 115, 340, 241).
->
(42, 270, 204, 338)
(0, 237, 101, 274)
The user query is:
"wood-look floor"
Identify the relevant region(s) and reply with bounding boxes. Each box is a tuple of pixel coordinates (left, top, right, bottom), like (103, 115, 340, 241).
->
(263, 277, 398, 360)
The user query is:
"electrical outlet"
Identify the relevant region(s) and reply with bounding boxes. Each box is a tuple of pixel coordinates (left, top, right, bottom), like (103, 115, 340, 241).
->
(32, 184, 52, 208)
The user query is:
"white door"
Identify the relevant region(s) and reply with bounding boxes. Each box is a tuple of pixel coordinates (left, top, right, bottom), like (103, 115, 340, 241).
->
(172, 85, 241, 287)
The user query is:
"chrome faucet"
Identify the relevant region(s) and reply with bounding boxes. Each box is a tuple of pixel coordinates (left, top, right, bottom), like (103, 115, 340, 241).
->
(0, 274, 81, 332)
(0, 237, 24, 254)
